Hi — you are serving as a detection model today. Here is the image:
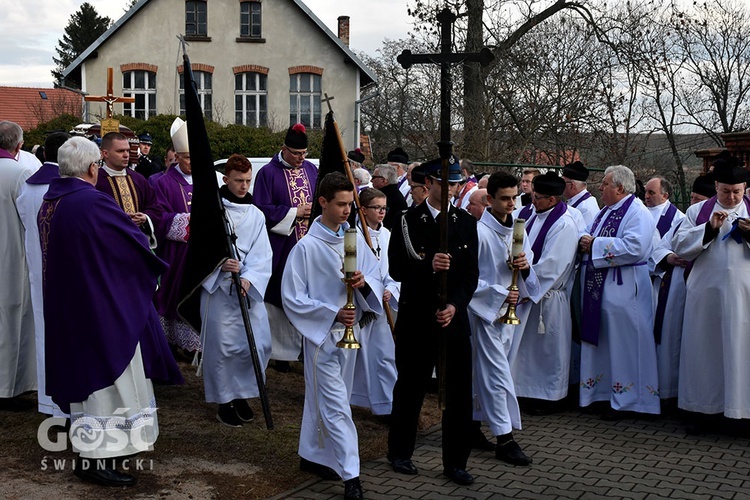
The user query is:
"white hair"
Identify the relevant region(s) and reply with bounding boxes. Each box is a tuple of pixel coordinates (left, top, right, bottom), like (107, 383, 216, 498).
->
(605, 165, 636, 194)
(0, 121, 23, 151)
(58, 137, 101, 178)
(353, 168, 371, 185)
(374, 163, 398, 184)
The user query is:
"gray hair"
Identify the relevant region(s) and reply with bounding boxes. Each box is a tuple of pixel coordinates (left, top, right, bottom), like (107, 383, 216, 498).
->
(651, 175, 672, 197)
(374, 163, 398, 185)
(58, 137, 101, 178)
(353, 168, 371, 185)
(605, 165, 636, 194)
(0, 121, 23, 151)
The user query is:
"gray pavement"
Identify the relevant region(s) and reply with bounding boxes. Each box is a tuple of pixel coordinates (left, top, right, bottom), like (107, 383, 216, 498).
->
(276, 408, 750, 499)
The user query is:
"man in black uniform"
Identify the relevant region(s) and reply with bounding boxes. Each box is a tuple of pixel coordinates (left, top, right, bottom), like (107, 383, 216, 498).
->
(387, 155, 479, 486)
(135, 133, 164, 178)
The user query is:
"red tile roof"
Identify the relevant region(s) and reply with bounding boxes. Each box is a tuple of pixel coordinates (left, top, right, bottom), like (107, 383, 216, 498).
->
(0, 86, 81, 130)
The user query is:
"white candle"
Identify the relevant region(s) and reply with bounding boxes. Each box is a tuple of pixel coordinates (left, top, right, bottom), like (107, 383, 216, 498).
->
(511, 218, 525, 257)
(344, 229, 357, 274)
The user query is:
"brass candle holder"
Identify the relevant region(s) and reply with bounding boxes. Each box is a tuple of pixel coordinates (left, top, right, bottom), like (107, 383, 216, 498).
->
(337, 229, 361, 349)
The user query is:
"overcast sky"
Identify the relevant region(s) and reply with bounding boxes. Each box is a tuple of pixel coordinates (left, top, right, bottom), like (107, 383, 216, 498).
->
(0, 0, 412, 88)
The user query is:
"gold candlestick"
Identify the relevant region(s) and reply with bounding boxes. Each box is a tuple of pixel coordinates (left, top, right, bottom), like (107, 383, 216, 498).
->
(337, 229, 361, 349)
(498, 218, 525, 325)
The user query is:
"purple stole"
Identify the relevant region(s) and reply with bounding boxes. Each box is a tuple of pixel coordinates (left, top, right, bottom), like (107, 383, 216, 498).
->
(571, 191, 592, 209)
(581, 195, 636, 346)
(653, 219, 683, 344)
(283, 167, 314, 241)
(683, 195, 750, 281)
(525, 202, 567, 265)
(518, 203, 534, 221)
(0, 149, 15, 160)
(656, 203, 678, 237)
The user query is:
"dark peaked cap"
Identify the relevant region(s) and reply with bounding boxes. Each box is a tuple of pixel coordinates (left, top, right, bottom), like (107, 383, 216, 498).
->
(533, 171, 566, 196)
(562, 161, 589, 181)
(348, 149, 365, 163)
(692, 173, 716, 198)
(387, 147, 409, 164)
(285, 123, 308, 149)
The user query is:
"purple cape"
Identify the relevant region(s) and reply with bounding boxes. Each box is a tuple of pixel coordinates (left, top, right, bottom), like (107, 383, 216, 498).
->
(39, 177, 183, 413)
(152, 166, 193, 319)
(252, 154, 317, 306)
(95, 167, 169, 242)
(26, 162, 59, 185)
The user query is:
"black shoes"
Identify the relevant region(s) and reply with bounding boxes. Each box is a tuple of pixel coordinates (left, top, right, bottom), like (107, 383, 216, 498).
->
(344, 477, 364, 499)
(496, 439, 532, 466)
(74, 459, 137, 487)
(471, 429, 496, 451)
(388, 456, 418, 475)
(217, 403, 243, 428)
(443, 467, 475, 485)
(300, 457, 341, 481)
(232, 399, 254, 422)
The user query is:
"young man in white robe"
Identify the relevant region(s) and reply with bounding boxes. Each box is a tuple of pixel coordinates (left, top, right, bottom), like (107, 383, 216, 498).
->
(16, 131, 70, 417)
(648, 174, 715, 406)
(282, 172, 383, 500)
(509, 172, 579, 415)
(672, 157, 750, 427)
(199, 154, 273, 427)
(350, 188, 399, 416)
(468, 171, 539, 466)
(578, 165, 660, 419)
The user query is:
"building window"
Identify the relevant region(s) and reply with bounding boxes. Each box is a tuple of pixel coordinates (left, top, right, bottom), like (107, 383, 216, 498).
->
(289, 73, 321, 128)
(186, 1, 207, 36)
(180, 71, 212, 121)
(240, 2, 261, 38)
(235, 72, 267, 127)
(123, 70, 156, 120)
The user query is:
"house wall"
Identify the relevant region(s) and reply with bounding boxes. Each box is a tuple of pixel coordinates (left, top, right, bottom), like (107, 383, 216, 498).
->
(81, 0, 361, 145)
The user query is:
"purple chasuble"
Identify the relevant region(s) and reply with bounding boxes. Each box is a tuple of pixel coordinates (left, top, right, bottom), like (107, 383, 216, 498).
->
(0, 148, 15, 160)
(518, 203, 534, 221)
(38, 177, 183, 413)
(95, 167, 169, 242)
(152, 166, 193, 319)
(252, 153, 317, 307)
(656, 203, 678, 238)
(571, 191, 592, 209)
(525, 202, 567, 265)
(581, 195, 636, 346)
(26, 162, 59, 185)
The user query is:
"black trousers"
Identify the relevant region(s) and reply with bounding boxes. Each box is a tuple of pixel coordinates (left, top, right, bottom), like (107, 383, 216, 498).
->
(387, 318, 473, 470)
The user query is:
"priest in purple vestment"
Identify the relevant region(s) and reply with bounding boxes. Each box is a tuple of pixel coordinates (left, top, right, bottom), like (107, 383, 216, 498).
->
(96, 132, 168, 248)
(253, 123, 317, 363)
(152, 118, 199, 355)
(39, 137, 183, 487)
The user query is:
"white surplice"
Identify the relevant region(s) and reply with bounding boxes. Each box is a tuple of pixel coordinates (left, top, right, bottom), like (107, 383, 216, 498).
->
(510, 205, 579, 401)
(16, 174, 65, 416)
(567, 189, 600, 228)
(350, 220, 399, 415)
(282, 219, 383, 481)
(648, 222, 687, 400)
(200, 200, 272, 403)
(468, 208, 539, 436)
(0, 156, 36, 398)
(672, 198, 750, 418)
(579, 196, 660, 414)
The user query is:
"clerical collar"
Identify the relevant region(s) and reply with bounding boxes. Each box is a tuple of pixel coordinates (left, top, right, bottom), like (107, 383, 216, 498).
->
(177, 165, 193, 184)
(220, 185, 252, 204)
(278, 151, 299, 169)
(102, 164, 127, 177)
(568, 189, 588, 203)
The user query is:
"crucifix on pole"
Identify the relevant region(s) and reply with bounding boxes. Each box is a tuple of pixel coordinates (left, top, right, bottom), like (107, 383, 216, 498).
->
(84, 67, 136, 136)
(397, 7, 494, 410)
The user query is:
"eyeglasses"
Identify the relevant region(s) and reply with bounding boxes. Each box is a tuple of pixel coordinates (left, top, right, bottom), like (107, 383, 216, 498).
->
(365, 205, 389, 213)
(532, 193, 551, 200)
(285, 147, 308, 157)
(371, 175, 385, 180)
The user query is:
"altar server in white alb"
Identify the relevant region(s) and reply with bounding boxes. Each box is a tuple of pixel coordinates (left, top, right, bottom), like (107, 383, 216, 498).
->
(469, 171, 539, 466)
(648, 174, 715, 404)
(578, 165, 660, 418)
(509, 172, 579, 414)
(199, 154, 273, 428)
(672, 156, 750, 424)
(282, 172, 383, 500)
(16, 131, 70, 417)
(350, 187, 399, 416)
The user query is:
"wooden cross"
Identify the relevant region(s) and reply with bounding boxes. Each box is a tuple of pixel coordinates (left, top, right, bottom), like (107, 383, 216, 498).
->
(84, 67, 135, 120)
(322, 93, 335, 113)
(396, 8, 494, 410)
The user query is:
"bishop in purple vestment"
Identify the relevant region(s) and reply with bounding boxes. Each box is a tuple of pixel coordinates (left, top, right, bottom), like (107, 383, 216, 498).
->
(253, 124, 317, 362)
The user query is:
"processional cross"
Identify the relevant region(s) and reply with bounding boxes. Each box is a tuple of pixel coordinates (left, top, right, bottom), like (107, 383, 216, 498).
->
(396, 8, 494, 409)
(84, 68, 136, 135)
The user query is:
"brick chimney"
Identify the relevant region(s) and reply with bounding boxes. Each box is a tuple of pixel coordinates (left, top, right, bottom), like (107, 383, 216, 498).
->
(338, 16, 350, 47)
